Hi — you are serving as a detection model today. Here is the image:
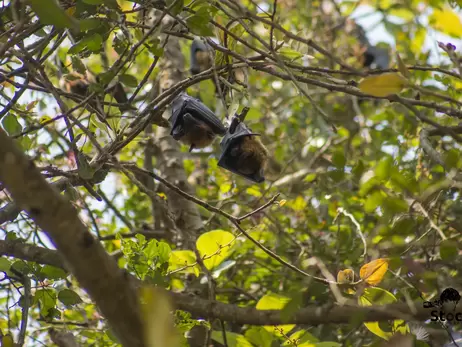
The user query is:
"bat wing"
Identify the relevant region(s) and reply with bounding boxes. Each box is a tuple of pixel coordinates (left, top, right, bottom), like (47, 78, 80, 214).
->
(170, 93, 225, 136)
(183, 97, 226, 135)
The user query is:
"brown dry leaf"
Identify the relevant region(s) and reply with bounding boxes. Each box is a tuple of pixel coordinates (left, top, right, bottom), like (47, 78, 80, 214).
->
(358, 72, 407, 97)
(26, 100, 38, 111)
(360, 258, 389, 285)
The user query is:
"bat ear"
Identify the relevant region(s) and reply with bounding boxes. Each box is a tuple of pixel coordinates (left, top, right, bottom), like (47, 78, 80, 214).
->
(217, 121, 264, 183)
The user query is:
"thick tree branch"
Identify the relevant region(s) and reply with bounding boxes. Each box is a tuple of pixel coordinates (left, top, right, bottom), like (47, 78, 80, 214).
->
(0, 238, 434, 326)
(0, 239, 65, 269)
(0, 130, 143, 347)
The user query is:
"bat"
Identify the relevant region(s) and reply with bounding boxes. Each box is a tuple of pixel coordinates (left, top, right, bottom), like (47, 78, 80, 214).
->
(190, 39, 213, 75)
(170, 92, 226, 151)
(217, 118, 268, 183)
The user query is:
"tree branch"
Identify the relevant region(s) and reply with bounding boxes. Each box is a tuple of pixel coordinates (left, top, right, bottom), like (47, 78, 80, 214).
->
(0, 228, 435, 327)
(0, 130, 143, 347)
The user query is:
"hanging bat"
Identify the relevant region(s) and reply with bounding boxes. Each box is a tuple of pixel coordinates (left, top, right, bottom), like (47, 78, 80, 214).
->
(217, 118, 269, 183)
(353, 22, 389, 70)
(190, 39, 213, 75)
(59, 71, 106, 116)
(170, 92, 226, 151)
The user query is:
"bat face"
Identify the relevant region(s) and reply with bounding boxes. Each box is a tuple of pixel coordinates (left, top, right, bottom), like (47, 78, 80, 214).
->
(218, 121, 268, 183)
(170, 93, 225, 151)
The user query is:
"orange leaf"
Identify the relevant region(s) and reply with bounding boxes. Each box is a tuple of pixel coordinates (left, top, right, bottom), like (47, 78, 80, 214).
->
(360, 258, 389, 285)
(337, 269, 355, 284)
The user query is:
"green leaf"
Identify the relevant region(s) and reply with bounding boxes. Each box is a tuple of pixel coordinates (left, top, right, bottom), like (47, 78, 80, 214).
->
(245, 327, 275, 347)
(28, 0, 78, 29)
(168, 250, 199, 276)
(256, 293, 295, 335)
(0, 258, 11, 272)
(332, 150, 346, 168)
(35, 289, 57, 315)
(196, 230, 235, 270)
(147, 37, 164, 56)
(77, 153, 95, 179)
(86, 33, 103, 52)
(440, 240, 458, 260)
(186, 15, 214, 36)
(19, 135, 32, 150)
(359, 288, 409, 340)
(375, 156, 393, 180)
(444, 149, 460, 169)
(119, 74, 138, 88)
(10, 260, 30, 275)
(79, 18, 101, 32)
(2, 114, 22, 136)
(364, 190, 384, 213)
(58, 289, 83, 306)
(144, 240, 171, 264)
(284, 330, 319, 346)
(68, 33, 103, 54)
(211, 331, 253, 347)
(279, 47, 304, 60)
(71, 56, 86, 75)
(169, 0, 184, 15)
(68, 40, 88, 54)
(40, 265, 68, 280)
(83, 0, 104, 4)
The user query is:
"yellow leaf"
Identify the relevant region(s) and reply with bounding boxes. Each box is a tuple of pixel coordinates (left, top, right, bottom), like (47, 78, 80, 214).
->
(396, 53, 410, 78)
(429, 8, 462, 38)
(359, 288, 409, 340)
(360, 258, 389, 285)
(139, 286, 179, 347)
(278, 199, 287, 207)
(337, 269, 354, 284)
(157, 192, 167, 200)
(39, 115, 52, 124)
(289, 196, 307, 211)
(256, 293, 295, 335)
(358, 73, 407, 97)
(219, 183, 232, 194)
(411, 28, 426, 56)
(1, 334, 14, 347)
(168, 250, 199, 276)
(196, 230, 235, 270)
